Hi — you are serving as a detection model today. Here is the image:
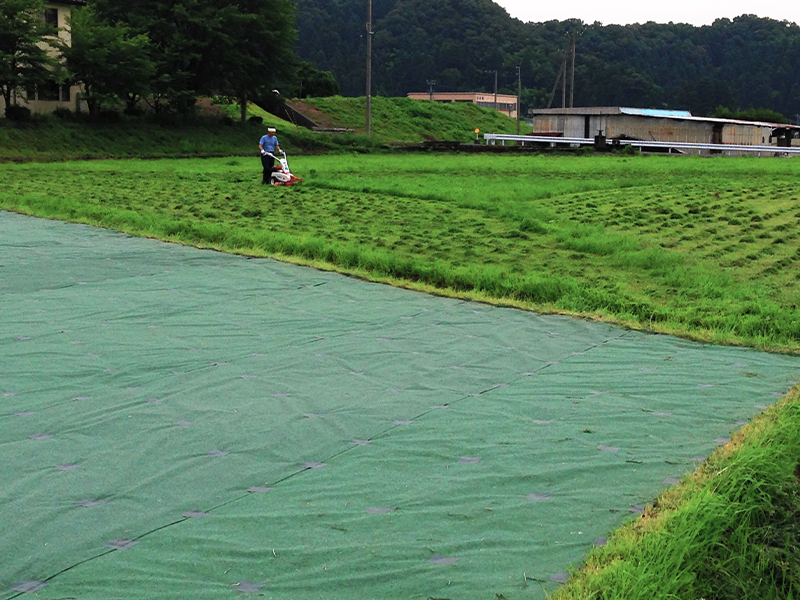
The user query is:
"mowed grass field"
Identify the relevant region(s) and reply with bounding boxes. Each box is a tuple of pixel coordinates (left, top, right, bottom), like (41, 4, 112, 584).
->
(3, 152, 800, 352)
(2, 151, 800, 599)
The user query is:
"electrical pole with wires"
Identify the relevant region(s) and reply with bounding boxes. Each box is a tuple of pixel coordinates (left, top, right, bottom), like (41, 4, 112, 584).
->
(365, 0, 373, 136)
(427, 79, 436, 101)
(516, 66, 521, 135)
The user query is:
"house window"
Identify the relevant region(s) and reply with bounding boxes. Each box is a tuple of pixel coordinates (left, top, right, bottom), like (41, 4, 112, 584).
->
(44, 8, 58, 28)
(61, 82, 71, 102)
(39, 80, 61, 101)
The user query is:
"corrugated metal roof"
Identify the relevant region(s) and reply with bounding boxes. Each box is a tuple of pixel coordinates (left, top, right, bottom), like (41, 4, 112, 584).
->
(619, 107, 693, 118)
(528, 107, 800, 130)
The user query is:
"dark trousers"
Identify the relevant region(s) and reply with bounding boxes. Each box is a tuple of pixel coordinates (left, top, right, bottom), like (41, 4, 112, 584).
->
(261, 154, 275, 184)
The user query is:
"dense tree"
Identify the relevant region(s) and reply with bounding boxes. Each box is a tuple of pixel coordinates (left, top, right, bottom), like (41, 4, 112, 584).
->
(90, 0, 297, 113)
(294, 0, 800, 119)
(290, 61, 340, 98)
(58, 7, 154, 115)
(0, 0, 57, 116)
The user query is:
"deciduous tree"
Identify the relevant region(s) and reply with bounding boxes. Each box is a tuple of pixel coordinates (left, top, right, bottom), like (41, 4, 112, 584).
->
(0, 0, 57, 116)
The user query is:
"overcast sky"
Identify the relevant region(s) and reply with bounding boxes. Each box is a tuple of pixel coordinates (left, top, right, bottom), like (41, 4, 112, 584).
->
(493, 0, 800, 27)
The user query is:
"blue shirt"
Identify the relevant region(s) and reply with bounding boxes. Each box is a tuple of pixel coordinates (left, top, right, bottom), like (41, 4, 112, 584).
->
(259, 134, 280, 153)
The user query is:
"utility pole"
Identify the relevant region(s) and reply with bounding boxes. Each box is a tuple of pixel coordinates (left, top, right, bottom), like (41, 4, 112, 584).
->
(365, 0, 373, 136)
(516, 66, 521, 135)
(485, 70, 498, 111)
(427, 79, 436, 101)
(494, 70, 498, 111)
(569, 33, 576, 108)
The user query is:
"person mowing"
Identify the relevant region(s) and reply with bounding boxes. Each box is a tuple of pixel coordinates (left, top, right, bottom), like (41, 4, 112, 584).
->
(258, 127, 282, 185)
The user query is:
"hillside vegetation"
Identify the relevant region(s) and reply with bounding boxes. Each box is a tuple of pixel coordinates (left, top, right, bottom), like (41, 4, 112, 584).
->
(297, 0, 800, 118)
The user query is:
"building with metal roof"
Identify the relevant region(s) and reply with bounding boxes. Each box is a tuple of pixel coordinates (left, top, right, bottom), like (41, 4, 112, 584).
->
(527, 107, 800, 154)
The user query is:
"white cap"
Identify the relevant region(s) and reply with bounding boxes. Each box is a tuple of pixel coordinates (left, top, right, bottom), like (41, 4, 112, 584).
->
(267, 127, 276, 133)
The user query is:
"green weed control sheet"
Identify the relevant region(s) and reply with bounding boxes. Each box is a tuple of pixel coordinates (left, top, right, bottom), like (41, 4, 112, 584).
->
(2, 210, 799, 600)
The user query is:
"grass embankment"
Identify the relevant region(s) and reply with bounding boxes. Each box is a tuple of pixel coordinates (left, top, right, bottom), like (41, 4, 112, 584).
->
(291, 95, 532, 142)
(0, 108, 361, 161)
(0, 96, 525, 161)
(2, 152, 800, 598)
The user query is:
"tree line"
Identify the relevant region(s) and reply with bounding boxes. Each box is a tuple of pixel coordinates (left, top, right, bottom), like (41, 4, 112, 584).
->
(1, 0, 338, 118)
(295, 0, 800, 120)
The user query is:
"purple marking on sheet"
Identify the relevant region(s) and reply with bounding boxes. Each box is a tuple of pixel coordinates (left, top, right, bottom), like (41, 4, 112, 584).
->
(302, 462, 326, 469)
(652, 411, 673, 417)
(176, 420, 192, 427)
(663, 477, 680, 485)
(428, 554, 459, 565)
(629, 504, 645, 514)
(526, 493, 552, 501)
(533, 419, 553, 425)
(56, 464, 79, 471)
(206, 450, 229, 457)
(146, 398, 164, 404)
(181, 511, 210, 519)
(247, 486, 274, 494)
(28, 433, 51, 441)
(715, 437, 730, 444)
(232, 580, 266, 593)
(458, 457, 481, 464)
(105, 539, 138, 550)
(393, 420, 413, 425)
(365, 507, 395, 514)
(598, 445, 619, 452)
(350, 440, 371, 446)
(550, 572, 569, 584)
(76, 499, 106, 508)
(10, 580, 48, 593)
(14, 411, 34, 417)
(430, 405, 448, 410)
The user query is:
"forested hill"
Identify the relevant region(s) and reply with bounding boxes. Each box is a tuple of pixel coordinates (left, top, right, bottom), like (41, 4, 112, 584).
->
(295, 0, 800, 118)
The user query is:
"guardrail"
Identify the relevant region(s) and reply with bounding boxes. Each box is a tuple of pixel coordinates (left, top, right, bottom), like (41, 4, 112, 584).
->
(482, 134, 800, 155)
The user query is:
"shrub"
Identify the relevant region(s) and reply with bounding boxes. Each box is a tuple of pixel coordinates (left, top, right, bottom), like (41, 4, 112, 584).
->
(96, 109, 122, 123)
(5, 105, 32, 121)
(52, 107, 74, 120)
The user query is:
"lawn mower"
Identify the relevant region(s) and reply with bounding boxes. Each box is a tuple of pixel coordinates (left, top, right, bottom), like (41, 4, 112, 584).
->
(265, 151, 302, 186)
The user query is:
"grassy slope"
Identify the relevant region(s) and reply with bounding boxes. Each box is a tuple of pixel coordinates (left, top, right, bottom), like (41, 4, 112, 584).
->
(293, 95, 532, 142)
(2, 151, 800, 598)
(0, 96, 527, 162)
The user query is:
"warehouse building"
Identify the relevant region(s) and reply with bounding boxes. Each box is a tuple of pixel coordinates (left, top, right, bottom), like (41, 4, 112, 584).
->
(527, 107, 799, 152)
